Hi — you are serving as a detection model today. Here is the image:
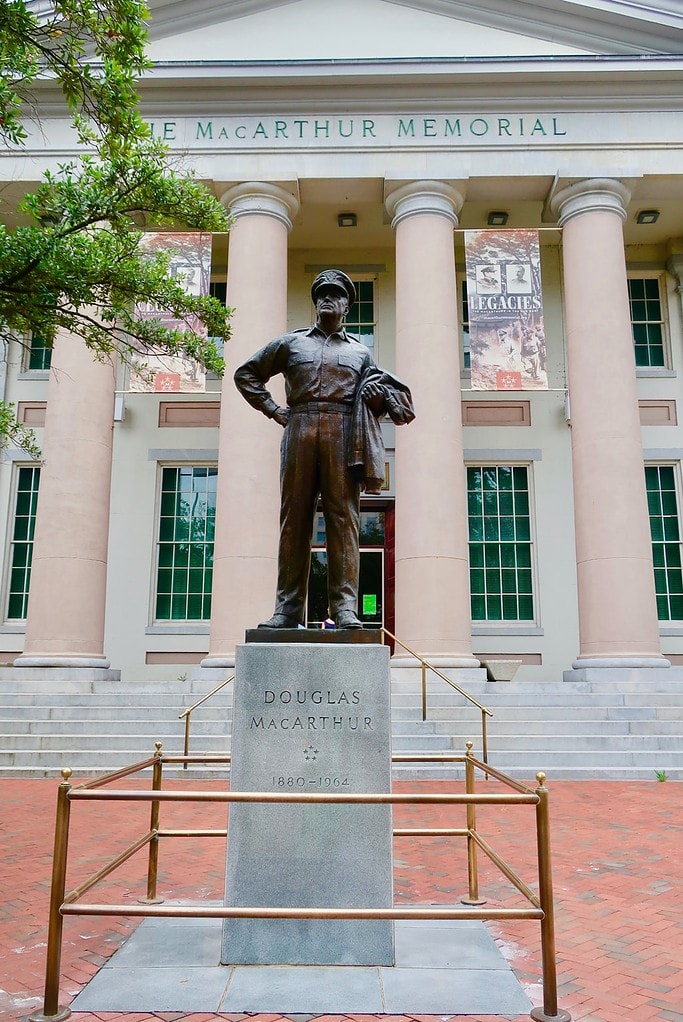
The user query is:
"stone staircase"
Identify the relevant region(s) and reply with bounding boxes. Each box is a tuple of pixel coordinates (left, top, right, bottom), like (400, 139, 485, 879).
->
(391, 671, 683, 781)
(0, 670, 681, 781)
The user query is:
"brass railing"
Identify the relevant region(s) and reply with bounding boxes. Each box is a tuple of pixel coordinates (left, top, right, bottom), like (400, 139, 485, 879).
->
(178, 673, 234, 768)
(30, 742, 570, 1022)
(382, 626, 493, 765)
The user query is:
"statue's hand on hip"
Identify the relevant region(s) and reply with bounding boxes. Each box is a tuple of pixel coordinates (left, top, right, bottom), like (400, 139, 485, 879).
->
(271, 406, 291, 427)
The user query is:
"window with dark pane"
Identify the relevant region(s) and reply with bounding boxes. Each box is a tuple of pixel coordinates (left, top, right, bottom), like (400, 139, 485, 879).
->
(628, 277, 665, 368)
(206, 282, 226, 365)
(461, 280, 471, 370)
(646, 465, 683, 620)
(27, 335, 52, 371)
(155, 466, 217, 621)
(467, 465, 534, 621)
(6, 466, 40, 619)
(346, 280, 376, 358)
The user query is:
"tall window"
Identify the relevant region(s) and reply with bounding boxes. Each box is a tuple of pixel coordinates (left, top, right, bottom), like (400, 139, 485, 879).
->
(346, 280, 376, 358)
(629, 277, 665, 368)
(6, 466, 40, 619)
(26, 334, 52, 371)
(646, 465, 683, 620)
(468, 465, 534, 621)
(155, 466, 216, 621)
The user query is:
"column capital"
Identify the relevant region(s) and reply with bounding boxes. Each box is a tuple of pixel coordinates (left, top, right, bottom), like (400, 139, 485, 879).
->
(385, 180, 464, 230)
(220, 182, 299, 230)
(550, 178, 631, 227)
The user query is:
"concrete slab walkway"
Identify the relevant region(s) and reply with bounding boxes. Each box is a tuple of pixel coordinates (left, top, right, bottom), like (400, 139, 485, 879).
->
(70, 916, 530, 1015)
(1, 778, 681, 1022)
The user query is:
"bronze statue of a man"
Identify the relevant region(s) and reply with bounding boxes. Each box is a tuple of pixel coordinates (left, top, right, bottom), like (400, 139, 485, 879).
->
(234, 269, 415, 629)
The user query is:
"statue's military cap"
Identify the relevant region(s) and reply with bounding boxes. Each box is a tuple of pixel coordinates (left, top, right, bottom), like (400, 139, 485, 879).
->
(311, 269, 356, 306)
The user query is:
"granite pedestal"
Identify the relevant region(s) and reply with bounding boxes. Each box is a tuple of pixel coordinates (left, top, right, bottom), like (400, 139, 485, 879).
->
(222, 640, 394, 966)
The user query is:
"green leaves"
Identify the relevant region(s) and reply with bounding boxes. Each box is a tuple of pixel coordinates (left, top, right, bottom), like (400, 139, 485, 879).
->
(0, 0, 234, 451)
(0, 402, 41, 460)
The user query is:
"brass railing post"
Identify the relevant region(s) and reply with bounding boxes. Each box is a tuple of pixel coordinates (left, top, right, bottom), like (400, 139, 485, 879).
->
(183, 712, 191, 770)
(421, 661, 427, 721)
(177, 673, 235, 767)
(29, 769, 73, 1022)
(381, 628, 492, 752)
(530, 772, 571, 1022)
(462, 742, 486, 906)
(141, 743, 164, 905)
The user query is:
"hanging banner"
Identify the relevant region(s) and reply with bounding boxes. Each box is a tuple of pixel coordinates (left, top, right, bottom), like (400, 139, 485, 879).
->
(131, 232, 212, 393)
(464, 229, 547, 391)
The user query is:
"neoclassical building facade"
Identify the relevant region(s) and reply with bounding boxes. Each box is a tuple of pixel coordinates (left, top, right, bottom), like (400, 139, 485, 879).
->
(2, 0, 683, 684)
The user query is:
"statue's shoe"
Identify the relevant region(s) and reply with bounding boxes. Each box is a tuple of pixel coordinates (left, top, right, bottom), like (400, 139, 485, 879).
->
(258, 614, 300, 628)
(335, 611, 364, 629)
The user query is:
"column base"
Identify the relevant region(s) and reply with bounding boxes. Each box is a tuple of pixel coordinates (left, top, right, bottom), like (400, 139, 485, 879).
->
(530, 1008, 571, 1022)
(571, 656, 670, 670)
(563, 658, 683, 685)
(28, 1008, 71, 1022)
(13, 654, 111, 669)
(0, 665, 121, 691)
(198, 654, 236, 670)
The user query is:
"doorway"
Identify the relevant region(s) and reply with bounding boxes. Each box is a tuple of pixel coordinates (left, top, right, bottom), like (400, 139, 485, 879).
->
(306, 504, 394, 632)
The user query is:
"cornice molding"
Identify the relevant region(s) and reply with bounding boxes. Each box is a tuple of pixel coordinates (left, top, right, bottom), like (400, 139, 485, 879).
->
(146, 0, 683, 54)
(387, 0, 683, 54)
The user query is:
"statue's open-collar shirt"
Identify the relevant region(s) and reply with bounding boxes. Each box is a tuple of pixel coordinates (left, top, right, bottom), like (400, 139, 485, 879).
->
(234, 324, 376, 418)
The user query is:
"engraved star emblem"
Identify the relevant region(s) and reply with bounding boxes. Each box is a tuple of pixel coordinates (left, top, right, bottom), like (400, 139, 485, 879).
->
(304, 745, 319, 761)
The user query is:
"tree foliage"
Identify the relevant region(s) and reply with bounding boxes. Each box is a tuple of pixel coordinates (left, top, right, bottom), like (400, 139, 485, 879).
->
(0, 0, 232, 453)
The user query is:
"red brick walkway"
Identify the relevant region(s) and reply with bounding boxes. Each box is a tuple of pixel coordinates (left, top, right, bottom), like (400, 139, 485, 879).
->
(1, 777, 681, 1022)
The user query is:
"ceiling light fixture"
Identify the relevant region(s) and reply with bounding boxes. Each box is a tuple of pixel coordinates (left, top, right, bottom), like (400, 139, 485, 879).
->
(636, 209, 660, 225)
(487, 211, 509, 227)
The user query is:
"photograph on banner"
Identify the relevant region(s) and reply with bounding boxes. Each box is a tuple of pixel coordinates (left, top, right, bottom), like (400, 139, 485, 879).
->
(130, 232, 212, 393)
(464, 229, 547, 391)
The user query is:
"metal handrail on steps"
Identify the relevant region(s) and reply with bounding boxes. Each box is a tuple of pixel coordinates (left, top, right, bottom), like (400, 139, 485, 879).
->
(381, 626, 493, 767)
(178, 631, 492, 769)
(178, 674, 235, 769)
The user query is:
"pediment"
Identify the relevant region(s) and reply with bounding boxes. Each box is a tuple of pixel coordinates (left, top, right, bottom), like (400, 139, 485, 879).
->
(146, 0, 683, 58)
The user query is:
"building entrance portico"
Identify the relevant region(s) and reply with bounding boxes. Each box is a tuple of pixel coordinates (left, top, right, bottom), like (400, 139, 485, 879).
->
(4, 0, 683, 682)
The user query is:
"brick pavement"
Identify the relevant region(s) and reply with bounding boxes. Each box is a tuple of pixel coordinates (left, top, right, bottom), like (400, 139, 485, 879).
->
(1, 777, 681, 1022)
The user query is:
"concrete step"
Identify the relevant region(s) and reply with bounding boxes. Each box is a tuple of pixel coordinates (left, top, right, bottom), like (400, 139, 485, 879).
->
(0, 717, 232, 735)
(0, 693, 233, 710)
(477, 734, 683, 751)
(391, 764, 681, 781)
(391, 735, 453, 751)
(0, 748, 229, 769)
(414, 705, 667, 721)
(390, 675, 683, 695)
(0, 732, 230, 751)
(1, 668, 680, 780)
(0, 763, 232, 780)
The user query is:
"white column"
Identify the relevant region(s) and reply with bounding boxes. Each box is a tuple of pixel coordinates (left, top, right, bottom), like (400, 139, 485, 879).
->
(551, 178, 668, 669)
(386, 181, 479, 667)
(202, 183, 298, 667)
(15, 329, 116, 668)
